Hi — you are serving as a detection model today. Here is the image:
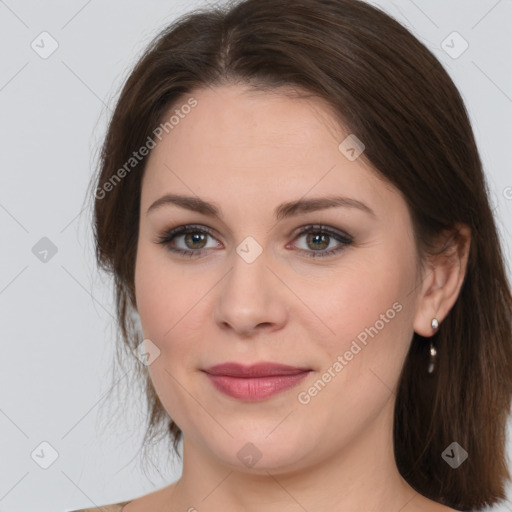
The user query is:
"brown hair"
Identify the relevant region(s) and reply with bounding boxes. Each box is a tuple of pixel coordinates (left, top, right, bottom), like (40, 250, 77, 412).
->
(88, 0, 512, 509)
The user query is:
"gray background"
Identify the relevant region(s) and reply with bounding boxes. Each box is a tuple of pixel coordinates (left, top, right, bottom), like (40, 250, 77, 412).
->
(0, 0, 511, 510)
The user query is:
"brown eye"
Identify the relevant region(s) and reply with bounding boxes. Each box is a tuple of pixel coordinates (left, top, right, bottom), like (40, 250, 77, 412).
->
(156, 223, 353, 259)
(305, 232, 330, 251)
(183, 231, 208, 250)
(156, 225, 220, 257)
(291, 225, 353, 259)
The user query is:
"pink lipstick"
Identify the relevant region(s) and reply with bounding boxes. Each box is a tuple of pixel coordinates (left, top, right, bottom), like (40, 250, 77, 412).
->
(202, 362, 311, 401)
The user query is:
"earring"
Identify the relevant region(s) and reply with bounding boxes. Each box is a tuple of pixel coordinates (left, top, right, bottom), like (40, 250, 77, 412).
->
(427, 318, 439, 374)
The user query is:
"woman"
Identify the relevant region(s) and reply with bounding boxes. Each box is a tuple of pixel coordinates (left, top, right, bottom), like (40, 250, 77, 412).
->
(71, 0, 512, 510)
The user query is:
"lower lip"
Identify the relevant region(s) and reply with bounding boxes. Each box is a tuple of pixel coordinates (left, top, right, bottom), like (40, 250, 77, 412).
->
(204, 372, 310, 401)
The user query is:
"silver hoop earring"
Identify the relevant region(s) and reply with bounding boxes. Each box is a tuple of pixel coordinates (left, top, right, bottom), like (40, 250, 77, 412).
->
(428, 318, 439, 374)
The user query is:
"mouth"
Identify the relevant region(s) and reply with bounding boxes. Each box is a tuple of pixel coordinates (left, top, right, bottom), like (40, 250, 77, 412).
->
(201, 362, 312, 401)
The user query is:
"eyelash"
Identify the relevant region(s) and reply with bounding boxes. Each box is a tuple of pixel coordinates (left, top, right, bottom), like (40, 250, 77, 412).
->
(155, 224, 354, 259)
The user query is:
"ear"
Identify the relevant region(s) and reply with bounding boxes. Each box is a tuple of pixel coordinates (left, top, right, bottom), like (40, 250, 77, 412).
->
(413, 223, 471, 337)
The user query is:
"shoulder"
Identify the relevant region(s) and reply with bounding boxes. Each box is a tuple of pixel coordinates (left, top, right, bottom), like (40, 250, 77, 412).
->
(68, 481, 178, 511)
(67, 501, 132, 512)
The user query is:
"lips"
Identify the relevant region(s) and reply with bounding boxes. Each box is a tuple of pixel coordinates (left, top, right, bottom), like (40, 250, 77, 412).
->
(204, 362, 310, 377)
(202, 362, 311, 401)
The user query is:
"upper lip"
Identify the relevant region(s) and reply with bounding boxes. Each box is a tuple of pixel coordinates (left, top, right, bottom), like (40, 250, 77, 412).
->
(202, 362, 311, 378)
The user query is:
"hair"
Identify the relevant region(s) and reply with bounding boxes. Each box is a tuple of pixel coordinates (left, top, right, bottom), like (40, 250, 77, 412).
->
(88, 0, 512, 509)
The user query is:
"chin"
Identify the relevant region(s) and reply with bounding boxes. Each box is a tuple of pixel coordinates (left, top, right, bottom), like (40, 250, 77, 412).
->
(203, 425, 322, 474)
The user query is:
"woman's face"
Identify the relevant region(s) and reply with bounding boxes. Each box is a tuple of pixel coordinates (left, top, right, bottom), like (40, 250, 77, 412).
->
(134, 84, 425, 473)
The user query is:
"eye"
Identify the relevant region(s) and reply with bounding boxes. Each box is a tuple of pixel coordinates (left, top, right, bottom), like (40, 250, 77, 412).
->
(155, 224, 354, 259)
(155, 224, 220, 258)
(289, 224, 354, 258)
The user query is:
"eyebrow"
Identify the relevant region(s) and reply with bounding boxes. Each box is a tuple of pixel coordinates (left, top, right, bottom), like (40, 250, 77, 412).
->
(146, 193, 376, 220)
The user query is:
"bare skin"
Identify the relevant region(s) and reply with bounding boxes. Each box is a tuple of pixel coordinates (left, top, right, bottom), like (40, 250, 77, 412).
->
(125, 480, 458, 512)
(127, 84, 470, 512)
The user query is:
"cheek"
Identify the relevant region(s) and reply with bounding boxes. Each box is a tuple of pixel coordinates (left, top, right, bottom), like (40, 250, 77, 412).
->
(134, 247, 196, 429)
(300, 243, 417, 384)
(134, 243, 209, 365)
(291, 259, 416, 443)
(134, 242, 178, 343)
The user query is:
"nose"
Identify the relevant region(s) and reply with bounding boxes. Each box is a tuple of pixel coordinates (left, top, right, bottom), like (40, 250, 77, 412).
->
(213, 247, 288, 337)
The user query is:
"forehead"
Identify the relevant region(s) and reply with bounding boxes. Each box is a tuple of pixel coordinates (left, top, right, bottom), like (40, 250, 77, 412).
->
(157, 84, 344, 152)
(141, 84, 402, 221)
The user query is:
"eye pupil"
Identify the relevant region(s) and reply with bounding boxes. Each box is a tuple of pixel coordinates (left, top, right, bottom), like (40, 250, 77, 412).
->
(186, 232, 207, 249)
(307, 232, 329, 250)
